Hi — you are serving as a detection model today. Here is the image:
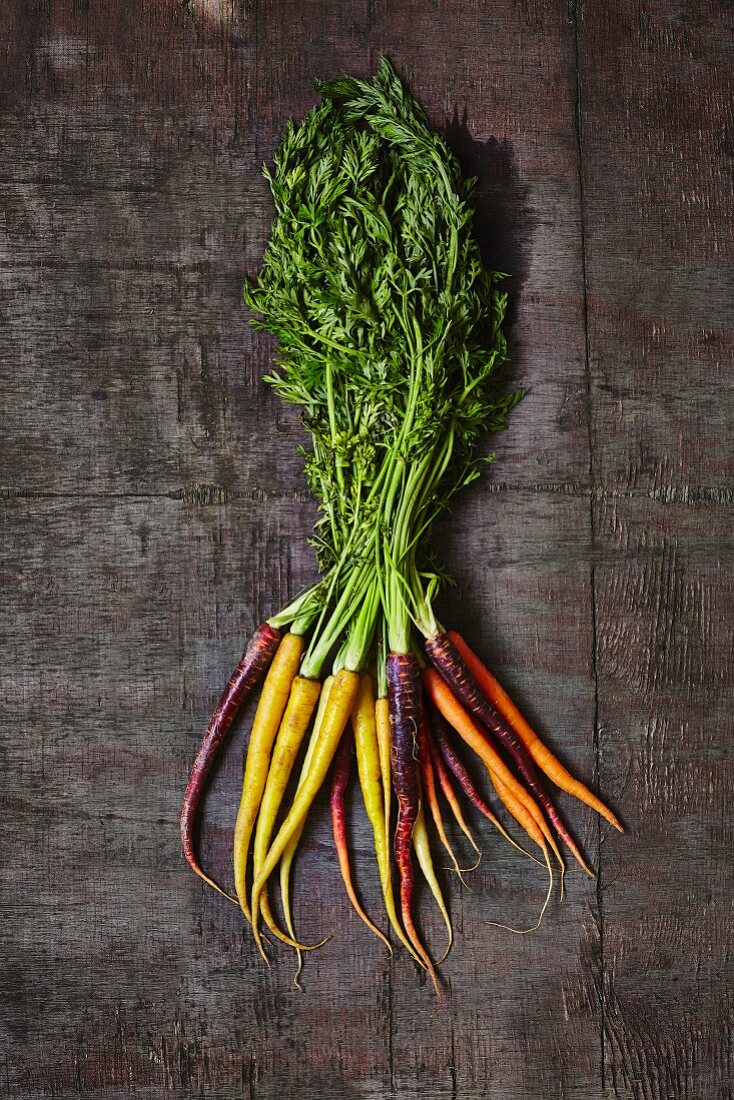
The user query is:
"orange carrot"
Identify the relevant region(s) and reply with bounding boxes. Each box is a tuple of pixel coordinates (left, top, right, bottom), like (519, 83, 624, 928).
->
(490, 772, 546, 853)
(426, 633, 582, 874)
(485, 771, 555, 932)
(426, 700, 531, 858)
(448, 631, 622, 833)
(423, 668, 552, 860)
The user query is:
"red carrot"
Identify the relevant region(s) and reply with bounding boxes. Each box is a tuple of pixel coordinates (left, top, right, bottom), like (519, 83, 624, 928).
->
(331, 727, 390, 949)
(417, 713, 475, 880)
(387, 651, 439, 995)
(423, 720, 480, 863)
(427, 700, 533, 859)
(180, 621, 280, 899)
(425, 633, 591, 876)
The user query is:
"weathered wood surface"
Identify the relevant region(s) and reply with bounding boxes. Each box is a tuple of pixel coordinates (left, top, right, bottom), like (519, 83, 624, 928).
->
(1, 1, 731, 1097)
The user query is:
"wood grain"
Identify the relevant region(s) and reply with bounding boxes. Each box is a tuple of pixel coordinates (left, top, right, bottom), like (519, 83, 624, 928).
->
(577, 3, 734, 1097)
(1, 0, 731, 1097)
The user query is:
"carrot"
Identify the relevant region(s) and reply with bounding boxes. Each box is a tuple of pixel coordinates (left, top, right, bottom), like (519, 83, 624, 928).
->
(484, 770, 555, 933)
(233, 631, 305, 921)
(448, 631, 623, 832)
(331, 726, 390, 949)
(423, 668, 551, 858)
(180, 621, 280, 900)
(498, 763, 567, 878)
(252, 674, 322, 947)
(416, 713, 472, 882)
(387, 651, 439, 994)
(425, 633, 590, 875)
(374, 694, 421, 963)
(351, 676, 387, 881)
(413, 807, 452, 969)
(423, 722, 481, 865)
(426, 699, 528, 857)
(490, 771, 545, 852)
(250, 667, 360, 958)
(376, 695, 393, 884)
(281, 675, 334, 988)
(350, 676, 407, 957)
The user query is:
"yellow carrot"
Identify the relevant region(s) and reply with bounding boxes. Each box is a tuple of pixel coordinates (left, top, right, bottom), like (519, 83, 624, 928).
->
(233, 632, 304, 921)
(351, 676, 383, 848)
(281, 676, 333, 988)
(374, 696, 393, 878)
(250, 667, 360, 958)
(331, 726, 391, 950)
(350, 677, 398, 956)
(253, 675, 321, 946)
(413, 808, 452, 967)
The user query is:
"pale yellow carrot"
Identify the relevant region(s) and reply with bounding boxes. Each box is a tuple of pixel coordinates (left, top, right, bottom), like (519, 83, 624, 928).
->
(233, 632, 304, 920)
(253, 675, 321, 947)
(250, 667, 360, 958)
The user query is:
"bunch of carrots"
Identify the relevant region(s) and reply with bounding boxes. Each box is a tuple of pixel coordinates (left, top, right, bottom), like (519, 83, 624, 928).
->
(180, 59, 621, 993)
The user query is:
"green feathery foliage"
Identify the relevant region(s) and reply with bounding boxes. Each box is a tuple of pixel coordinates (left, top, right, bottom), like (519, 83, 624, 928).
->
(247, 57, 520, 662)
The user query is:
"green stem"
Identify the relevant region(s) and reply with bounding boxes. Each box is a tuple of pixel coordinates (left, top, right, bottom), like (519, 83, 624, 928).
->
(325, 359, 345, 496)
(268, 581, 324, 631)
(336, 582, 380, 673)
(384, 449, 435, 652)
(300, 562, 374, 679)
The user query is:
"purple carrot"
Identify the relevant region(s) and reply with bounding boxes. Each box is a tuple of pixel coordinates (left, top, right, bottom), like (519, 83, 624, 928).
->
(424, 633, 591, 875)
(387, 651, 438, 990)
(180, 621, 280, 898)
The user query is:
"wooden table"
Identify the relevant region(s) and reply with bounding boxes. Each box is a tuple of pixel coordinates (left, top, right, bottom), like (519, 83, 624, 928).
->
(2, 2, 731, 1097)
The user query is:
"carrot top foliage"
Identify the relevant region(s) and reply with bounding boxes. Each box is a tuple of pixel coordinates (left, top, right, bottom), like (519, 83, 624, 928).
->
(246, 57, 520, 660)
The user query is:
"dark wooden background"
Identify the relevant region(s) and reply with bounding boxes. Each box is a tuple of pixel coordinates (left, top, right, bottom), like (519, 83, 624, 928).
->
(1, 1, 732, 1097)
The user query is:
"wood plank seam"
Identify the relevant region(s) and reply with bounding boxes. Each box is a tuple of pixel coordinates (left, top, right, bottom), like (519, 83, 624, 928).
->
(4, 484, 734, 503)
(571, 0, 607, 1090)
